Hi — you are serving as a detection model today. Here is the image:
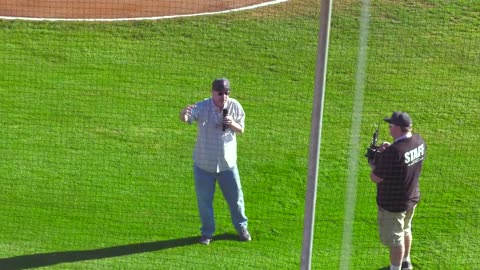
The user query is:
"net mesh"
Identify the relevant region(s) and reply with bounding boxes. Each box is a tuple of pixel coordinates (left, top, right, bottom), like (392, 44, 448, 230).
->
(0, 0, 478, 269)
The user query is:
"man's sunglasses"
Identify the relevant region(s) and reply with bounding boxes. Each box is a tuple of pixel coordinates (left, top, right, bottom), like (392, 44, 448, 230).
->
(216, 91, 230, 96)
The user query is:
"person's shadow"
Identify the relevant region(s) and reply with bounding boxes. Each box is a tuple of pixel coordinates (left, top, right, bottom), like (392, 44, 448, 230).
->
(0, 234, 237, 270)
(376, 265, 415, 270)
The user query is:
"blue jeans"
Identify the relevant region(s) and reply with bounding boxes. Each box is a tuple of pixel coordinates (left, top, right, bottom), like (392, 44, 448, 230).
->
(194, 165, 248, 237)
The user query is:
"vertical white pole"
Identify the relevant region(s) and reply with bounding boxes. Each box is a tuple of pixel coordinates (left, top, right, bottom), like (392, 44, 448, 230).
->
(300, 0, 332, 269)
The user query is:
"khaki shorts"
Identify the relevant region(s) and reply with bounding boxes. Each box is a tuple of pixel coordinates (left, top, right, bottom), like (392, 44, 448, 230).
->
(378, 206, 416, 247)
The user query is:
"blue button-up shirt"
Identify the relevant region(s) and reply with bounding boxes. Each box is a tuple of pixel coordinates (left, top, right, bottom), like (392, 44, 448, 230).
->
(188, 97, 245, 173)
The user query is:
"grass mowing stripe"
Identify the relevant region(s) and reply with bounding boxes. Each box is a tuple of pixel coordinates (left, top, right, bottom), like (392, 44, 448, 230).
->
(340, 0, 371, 269)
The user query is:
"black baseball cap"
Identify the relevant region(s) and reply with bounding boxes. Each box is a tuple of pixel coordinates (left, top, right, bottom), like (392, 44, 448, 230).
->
(384, 111, 412, 127)
(212, 78, 230, 91)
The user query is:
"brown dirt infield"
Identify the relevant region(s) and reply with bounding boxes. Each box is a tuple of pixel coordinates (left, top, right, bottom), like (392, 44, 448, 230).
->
(0, 0, 271, 19)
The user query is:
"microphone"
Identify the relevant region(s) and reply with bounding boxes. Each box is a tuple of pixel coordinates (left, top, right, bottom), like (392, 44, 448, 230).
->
(222, 109, 228, 131)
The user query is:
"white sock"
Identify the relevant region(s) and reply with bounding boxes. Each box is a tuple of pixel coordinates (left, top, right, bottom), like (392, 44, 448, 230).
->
(403, 256, 410, 262)
(390, 264, 401, 270)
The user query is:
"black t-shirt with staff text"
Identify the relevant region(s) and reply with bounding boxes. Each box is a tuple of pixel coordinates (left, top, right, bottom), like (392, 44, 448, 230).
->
(373, 134, 426, 212)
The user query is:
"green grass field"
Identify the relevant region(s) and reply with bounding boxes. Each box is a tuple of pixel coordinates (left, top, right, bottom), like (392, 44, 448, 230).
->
(0, 0, 478, 269)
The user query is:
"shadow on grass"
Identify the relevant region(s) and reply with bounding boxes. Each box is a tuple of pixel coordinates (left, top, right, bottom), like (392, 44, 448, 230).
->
(377, 264, 416, 270)
(0, 234, 238, 270)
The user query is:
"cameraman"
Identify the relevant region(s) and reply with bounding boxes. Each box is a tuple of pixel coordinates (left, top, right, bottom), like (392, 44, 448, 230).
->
(369, 112, 426, 270)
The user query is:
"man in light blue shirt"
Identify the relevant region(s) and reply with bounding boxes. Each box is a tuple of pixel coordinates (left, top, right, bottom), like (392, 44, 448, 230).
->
(179, 78, 250, 245)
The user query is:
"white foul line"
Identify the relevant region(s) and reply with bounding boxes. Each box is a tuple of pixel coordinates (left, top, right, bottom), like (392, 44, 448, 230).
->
(339, 0, 371, 269)
(0, 0, 288, 22)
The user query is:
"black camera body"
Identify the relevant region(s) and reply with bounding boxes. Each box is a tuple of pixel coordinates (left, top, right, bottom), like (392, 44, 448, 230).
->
(365, 124, 380, 164)
(365, 145, 381, 164)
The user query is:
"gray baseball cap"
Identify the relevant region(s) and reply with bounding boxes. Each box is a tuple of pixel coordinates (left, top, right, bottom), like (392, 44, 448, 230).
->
(212, 78, 230, 91)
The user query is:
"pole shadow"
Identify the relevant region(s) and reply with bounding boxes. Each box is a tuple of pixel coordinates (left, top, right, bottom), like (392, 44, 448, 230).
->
(0, 234, 237, 270)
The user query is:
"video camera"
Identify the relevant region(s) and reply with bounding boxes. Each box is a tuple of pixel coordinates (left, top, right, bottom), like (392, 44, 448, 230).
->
(365, 123, 381, 164)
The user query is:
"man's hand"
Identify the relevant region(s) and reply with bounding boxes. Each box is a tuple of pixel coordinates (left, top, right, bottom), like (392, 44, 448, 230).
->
(180, 104, 195, 122)
(223, 115, 233, 127)
(378, 142, 391, 153)
(370, 171, 384, 183)
(223, 116, 244, 134)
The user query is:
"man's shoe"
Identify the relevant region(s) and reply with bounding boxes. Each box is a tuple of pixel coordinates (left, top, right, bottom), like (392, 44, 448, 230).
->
(239, 228, 252, 241)
(199, 235, 212, 245)
(402, 261, 413, 270)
